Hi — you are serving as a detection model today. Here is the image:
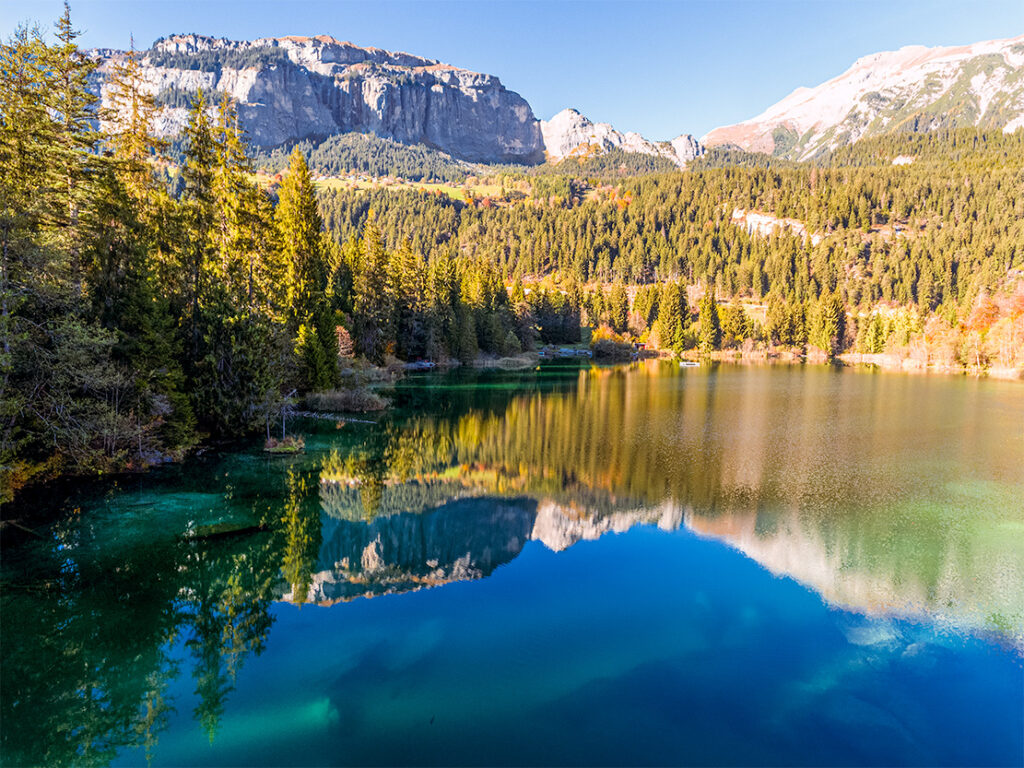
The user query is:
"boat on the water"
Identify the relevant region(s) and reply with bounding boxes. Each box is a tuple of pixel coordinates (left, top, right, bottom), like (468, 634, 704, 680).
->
(679, 361, 700, 367)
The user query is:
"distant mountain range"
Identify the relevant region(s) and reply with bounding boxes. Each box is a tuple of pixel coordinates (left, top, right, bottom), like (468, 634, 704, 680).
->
(91, 32, 1024, 169)
(704, 34, 1024, 160)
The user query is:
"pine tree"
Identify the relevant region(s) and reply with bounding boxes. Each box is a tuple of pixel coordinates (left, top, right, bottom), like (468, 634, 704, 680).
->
(457, 303, 478, 363)
(510, 276, 526, 306)
(810, 291, 846, 357)
(46, 2, 97, 299)
(101, 37, 164, 200)
(277, 147, 339, 385)
(180, 91, 215, 365)
(211, 97, 254, 304)
(698, 289, 721, 353)
(609, 281, 629, 333)
(655, 281, 688, 355)
(351, 220, 395, 363)
(426, 253, 458, 359)
(390, 239, 425, 359)
(720, 299, 751, 348)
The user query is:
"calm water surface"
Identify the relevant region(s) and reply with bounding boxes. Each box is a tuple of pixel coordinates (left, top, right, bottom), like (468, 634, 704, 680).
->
(2, 362, 1023, 766)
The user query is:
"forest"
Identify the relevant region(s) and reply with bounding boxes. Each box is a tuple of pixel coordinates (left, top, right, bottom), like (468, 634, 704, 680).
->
(319, 127, 1024, 364)
(252, 132, 478, 183)
(0, 11, 577, 501)
(2, 10, 1022, 502)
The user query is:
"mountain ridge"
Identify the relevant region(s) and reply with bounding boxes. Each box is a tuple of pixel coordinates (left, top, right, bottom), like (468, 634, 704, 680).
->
(91, 31, 1024, 170)
(541, 108, 703, 168)
(93, 33, 545, 163)
(703, 33, 1024, 159)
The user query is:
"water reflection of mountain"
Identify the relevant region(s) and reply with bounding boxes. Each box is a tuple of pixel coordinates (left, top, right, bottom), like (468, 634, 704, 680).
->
(685, 508, 1024, 647)
(305, 363, 1024, 644)
(292, 497, 536, 604)
(309, 473, 1023, 648)
(293, 492, 683, 605)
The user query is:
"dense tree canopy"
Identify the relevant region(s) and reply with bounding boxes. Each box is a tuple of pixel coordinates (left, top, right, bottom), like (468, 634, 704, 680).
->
(2, 8, 1022, 501)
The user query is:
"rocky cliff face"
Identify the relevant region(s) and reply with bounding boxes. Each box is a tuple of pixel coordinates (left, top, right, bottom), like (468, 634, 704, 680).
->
(541, 108, 703, 167)
(703, 35, 1024, 160)
(92, 34, 545, 163)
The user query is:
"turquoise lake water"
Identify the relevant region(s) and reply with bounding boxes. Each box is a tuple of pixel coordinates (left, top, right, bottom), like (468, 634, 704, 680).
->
(2, 361, 1022, 766)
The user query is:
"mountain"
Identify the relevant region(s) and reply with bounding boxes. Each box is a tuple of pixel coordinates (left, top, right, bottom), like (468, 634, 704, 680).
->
(91, 32, 1024, 171)
(541, 108, 703, 167)
(92, 33, 545, 164)
(703, 34, 1024, 160)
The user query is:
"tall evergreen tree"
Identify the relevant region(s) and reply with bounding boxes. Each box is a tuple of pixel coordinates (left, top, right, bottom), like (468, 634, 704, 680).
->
(426, 252, 459, 359)
(277, 147, 339, 387)
(810, 291, 846, 358)
(608, 281, 629, 333)
(180, 91, 215, 366)
(655, 281, 688, 355)
(698, 289, 721, 353)
(351, 220, 395, 363)
(46, 2, 97, 299)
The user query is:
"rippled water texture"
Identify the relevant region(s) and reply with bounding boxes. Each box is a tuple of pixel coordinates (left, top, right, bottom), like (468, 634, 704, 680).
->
(2, 362, 1022, 766)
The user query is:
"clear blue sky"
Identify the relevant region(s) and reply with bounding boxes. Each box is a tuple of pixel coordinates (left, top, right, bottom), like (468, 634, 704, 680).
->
(3, 0, 1022, 139)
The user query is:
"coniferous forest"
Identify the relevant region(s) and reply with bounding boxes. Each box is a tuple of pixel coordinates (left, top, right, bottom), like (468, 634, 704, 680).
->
(2, 10, 1022, 501)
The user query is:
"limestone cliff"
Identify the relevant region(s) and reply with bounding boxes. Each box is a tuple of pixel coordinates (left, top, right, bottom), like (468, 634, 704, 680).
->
(92, 33, 545, 163)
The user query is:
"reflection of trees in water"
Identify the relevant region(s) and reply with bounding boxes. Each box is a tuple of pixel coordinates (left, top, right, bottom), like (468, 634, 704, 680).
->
(0, 466, 322, 766)
(5, 365, 1020, 765)
(182, 536, 280, 743)
(320, 365, 722, 516)
(319, 363, 1024, 642)
(1, 523, 183, 767)
(280, 468, 322, 605)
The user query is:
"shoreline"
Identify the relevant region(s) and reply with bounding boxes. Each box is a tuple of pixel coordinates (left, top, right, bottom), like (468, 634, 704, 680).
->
(3, 351, 1020, 513)
(674, 348, 1022, 381)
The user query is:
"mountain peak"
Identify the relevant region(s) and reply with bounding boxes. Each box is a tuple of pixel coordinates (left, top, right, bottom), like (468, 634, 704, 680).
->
(541, 108, 703, 167)
(703, 34, 1024, 159)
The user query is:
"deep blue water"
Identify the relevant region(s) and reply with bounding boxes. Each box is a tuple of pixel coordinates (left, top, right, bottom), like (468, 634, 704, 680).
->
(3, 362, 1022, 766)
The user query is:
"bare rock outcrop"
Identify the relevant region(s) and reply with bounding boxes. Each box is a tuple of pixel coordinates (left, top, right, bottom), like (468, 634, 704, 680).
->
(92, 33, 545, 163)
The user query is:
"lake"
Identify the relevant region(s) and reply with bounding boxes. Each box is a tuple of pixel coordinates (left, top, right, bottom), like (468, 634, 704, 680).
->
(2, 361, 1022, 767)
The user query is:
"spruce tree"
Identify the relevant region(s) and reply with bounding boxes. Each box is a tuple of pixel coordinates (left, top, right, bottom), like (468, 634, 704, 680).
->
(46, 2, 97, 299)
(698, 290, 721, 353)
(609, 281, 629, 333)
(277, 147, 339, 385)
(426, 253, 458, 359)
(810, 291, 845, 357)
(351, 220, 395, 363)
(180, 91, 215, 365)
(390, 239, 425, 359)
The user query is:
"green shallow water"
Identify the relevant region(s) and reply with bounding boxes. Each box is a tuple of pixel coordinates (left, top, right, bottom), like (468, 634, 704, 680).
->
(2, 361, 1022, 766)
